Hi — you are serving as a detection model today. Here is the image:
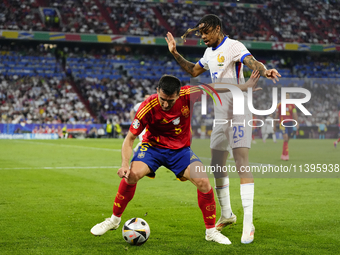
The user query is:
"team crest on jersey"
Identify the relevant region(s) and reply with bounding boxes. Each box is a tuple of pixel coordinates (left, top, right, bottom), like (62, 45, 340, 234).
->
(160, 118, 169, 124)
(132, 119, 140, 129)
(172, 117, 180, 125)
(217, 53, 225, 66)
(137, 151, 145, 159)
(181, 105, 190, 118)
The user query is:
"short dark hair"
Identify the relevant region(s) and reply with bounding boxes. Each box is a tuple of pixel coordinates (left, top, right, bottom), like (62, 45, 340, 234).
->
(157, 75, 181, 96)
(196, 14, 222, 33)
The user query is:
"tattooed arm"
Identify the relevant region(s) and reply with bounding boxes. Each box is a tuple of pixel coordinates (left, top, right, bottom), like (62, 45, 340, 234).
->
(165, 32, 206, 77)
(243, 55, 281, 83)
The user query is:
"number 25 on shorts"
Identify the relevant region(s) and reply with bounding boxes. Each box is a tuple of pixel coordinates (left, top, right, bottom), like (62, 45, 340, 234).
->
(233, 126, 244, 141)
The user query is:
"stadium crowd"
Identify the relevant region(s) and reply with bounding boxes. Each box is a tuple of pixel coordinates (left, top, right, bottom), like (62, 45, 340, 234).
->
(0, 75, 91, 124)
(1, 0, 339, 44)
(50, 0, 110, 34)
(1, 42, 339, 127)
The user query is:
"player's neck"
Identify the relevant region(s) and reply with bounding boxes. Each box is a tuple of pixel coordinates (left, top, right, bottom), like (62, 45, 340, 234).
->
(214, 34, 226, 48)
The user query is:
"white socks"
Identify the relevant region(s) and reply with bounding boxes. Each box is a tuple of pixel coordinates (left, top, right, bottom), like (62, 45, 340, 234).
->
(215, 177, 233, 218)
(272, 134, 277, 143)
(240, 183, 254, 230)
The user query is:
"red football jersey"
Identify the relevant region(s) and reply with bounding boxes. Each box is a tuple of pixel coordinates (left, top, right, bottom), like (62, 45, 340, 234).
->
(130, 86, 203, 149)
(276, 102, 296, 122)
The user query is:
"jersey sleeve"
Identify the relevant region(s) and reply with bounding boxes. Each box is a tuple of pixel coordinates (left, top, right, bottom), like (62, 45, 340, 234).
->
(198, 49, 210, 70)
(129, 102, 148, 136)
(231, 41, 251, 63)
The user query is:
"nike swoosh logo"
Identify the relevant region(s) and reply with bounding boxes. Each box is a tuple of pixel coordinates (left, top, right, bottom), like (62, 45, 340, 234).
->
(234, 140, 241, 143)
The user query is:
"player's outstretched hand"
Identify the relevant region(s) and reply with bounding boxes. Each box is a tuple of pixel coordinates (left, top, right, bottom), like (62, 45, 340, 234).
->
(245, 70, 261, 91)
(265, 69, 281, 83)
(117, 166, 130, 179)
(165, 32, 177, 54)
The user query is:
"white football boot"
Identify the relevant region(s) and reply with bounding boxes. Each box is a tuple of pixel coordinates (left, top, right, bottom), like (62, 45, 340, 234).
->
(91, 214, 121, 236)
(205, 227, 232, 245)
(241, 224, 255, 244)
(215, 213, 237, 231)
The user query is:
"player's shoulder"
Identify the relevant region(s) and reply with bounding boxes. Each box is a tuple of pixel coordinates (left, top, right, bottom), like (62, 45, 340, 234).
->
(135, 94, 159, 116)
(180, 85, 202, 96)
(143, 94, 158, 104)
(226, 37, 244, 47)
(134, 102, 142, 111)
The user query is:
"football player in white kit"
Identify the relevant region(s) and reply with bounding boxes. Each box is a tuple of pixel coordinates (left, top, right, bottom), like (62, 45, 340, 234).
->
(262, 114, 277, 143)
(166, 14, 281, 244)
(130, 94, 150, 153)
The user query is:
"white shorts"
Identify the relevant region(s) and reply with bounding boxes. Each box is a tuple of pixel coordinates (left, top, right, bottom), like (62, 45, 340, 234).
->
(138, 129, 146, 142)
(210, 92, 252, 150)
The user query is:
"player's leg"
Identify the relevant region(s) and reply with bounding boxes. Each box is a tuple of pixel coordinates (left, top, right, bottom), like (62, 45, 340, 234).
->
(91, 143, 160, 236)
(281, 132, 289, 161)
(229, 109, 255, 244)
(210, 125, 236, 231)
(334, 137, 340, 148)
(227, 144, 234, 159)
(233, 147, 255, 244)
(272, 132, 277, 143)
(182, 161, 231, 245)
(263, 133, 268, 143)
(91, 161, 151, 236)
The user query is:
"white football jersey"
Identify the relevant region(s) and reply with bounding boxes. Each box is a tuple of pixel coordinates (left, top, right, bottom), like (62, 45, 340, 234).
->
(133, 102, 146, 141)
(133, 102, 142, 112)
(198, 36, 251, 118)
(263, 116, 274, 134)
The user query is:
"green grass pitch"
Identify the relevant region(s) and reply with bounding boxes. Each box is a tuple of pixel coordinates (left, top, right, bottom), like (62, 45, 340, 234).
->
(0, 139, 339, 255)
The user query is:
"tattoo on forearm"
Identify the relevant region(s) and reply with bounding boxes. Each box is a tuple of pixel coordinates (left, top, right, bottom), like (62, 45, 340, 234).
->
(173, 52, 195, 75)
(244, 56, 267, 77)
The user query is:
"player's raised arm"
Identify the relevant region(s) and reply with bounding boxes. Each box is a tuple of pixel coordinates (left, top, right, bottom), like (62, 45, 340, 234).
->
(117, 131, 137, 179)
(243, 55, 281, 83)
(165, 32, 206, 77)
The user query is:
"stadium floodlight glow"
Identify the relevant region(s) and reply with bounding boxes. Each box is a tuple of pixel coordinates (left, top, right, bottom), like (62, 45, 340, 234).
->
(201, 86, 312, 116)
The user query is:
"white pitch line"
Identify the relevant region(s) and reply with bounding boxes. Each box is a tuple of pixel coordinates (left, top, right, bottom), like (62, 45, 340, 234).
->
(0, 166, 121, 170)
(199, 157, 277, 167)
(12, 140, 121, 152)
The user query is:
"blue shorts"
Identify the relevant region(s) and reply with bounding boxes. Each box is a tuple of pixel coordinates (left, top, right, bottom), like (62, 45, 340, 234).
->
(131, 143, 201, 179)
(280, 121, 294, 136)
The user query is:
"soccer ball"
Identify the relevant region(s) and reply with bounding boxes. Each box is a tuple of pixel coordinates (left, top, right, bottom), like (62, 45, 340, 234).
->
(122, 218, 150, 246)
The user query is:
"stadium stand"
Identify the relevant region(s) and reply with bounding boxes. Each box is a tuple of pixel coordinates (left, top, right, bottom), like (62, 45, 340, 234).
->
(0, 0, 44, 31)
(1, 0, 339, 43)
(0, 1, 339, 136)
(0, 74, 91, 124)
(1, 40, 339, 127)
(49, 0, 110, 34)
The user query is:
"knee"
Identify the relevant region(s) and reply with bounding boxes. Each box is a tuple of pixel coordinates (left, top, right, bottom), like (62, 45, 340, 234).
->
(195, 178, 211, 193)
(234, 156, 247, 169)
(126, 171, 141, 185)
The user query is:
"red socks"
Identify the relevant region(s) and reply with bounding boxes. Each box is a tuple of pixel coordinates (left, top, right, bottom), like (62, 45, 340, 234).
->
(282, 141, 289, 156)
(113, 180, 216, 229)
(113, 179, 137, 217)
(197, 188, 216, 229)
